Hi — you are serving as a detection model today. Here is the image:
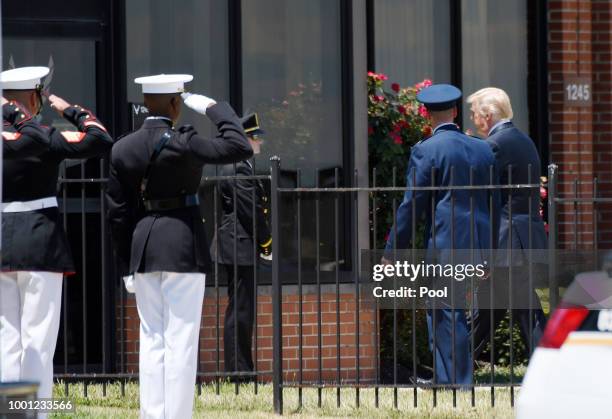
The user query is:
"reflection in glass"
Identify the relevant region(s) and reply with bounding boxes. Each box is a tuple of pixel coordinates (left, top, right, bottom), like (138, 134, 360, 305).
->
(241, 0, 346, 275)
(462, 0, 529, 134)
(3, 39, 96, 130)
(241, 0, 343, 185)
(125, 0, 229, 138)
(374, 0, 451, 87)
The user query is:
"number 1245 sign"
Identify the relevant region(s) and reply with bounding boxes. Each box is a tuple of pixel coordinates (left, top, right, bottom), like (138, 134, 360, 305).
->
(564, 77, 592, 107)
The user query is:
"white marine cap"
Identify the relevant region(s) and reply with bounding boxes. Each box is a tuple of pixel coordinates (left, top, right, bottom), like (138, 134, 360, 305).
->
(134, 74, 193, 94)
(0, 66, 50, 90)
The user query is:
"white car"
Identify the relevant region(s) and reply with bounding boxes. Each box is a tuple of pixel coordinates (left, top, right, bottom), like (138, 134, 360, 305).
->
(517, 270, 612, 419)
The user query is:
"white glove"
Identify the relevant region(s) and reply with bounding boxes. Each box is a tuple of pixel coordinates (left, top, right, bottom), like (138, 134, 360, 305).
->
(181, 92, 216, 115)
(260, 252, 273, 262)
(123, 275, 135, 294)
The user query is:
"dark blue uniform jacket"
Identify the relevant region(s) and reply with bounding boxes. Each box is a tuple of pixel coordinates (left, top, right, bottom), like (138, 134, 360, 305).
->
(385, 123, 500, 265)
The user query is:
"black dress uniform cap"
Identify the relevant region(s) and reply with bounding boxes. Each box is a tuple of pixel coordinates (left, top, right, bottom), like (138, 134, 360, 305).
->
(240, 112, 265, 136)
(416, 84, 462, 111)
(1, 66, 49, 90)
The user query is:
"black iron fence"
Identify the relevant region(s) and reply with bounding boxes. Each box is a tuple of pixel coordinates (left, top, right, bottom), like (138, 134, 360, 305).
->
(50, 157, 612, 412)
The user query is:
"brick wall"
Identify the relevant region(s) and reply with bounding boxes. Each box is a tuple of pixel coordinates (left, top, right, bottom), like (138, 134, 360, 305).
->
(548, 0, 612, 249)
(116, 284, 378, 384)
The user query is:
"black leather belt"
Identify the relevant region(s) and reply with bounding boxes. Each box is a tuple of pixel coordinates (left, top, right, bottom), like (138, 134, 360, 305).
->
(143, 194, 200, 212)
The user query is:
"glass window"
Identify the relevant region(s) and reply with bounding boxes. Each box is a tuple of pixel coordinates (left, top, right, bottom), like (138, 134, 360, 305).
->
(125, 0, 229, 137)
(241, 0, 345, 276)
(3, 38, 101, 189)
(462, 0, 529, 133)
(374, 0, 451, 87)
(241, 0, 343, 186)
(2, 38, 96, 129)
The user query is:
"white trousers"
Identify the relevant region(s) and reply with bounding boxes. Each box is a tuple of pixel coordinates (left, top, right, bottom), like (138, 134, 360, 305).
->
(0, 271, 63, 401)
(134, 272, 205, 419)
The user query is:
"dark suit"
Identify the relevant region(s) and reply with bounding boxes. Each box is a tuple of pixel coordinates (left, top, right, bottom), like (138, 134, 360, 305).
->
(106, 102, 253, 275)
(211, 160, 271, 377)
(385, 123, 499, 385)
(471, 121, 547, 358)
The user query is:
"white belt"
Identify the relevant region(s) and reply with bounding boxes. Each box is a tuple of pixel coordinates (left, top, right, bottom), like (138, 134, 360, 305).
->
(2, 197, 58, 213)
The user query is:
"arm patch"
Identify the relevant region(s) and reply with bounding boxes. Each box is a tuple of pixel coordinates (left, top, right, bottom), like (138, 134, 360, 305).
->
(61, 131, 87, 143)
(2, 132, 22, 141)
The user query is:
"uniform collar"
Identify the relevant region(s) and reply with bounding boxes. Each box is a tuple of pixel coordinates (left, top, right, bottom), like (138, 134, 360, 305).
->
(488, 119, 512, 136)
(142, 116, 173, 129)
(146, 116, 173, 122)
(433, 122, 460, 135)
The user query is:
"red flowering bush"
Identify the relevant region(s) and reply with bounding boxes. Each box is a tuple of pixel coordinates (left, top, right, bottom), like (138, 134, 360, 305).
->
(368, 72, 432, 248)
(368, 72, 432, 175)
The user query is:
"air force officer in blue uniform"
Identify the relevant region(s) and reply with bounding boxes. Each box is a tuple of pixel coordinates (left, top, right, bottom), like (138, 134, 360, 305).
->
(384, 84, 499, 385)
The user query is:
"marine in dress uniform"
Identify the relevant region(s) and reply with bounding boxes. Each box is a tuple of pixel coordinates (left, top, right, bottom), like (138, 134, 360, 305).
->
(0, 66, 113, 403)
(211, 112, 271, 381)
(466, 87, 547, 358)
(106, 74, 252, 419)
(384, 84, 499, 385)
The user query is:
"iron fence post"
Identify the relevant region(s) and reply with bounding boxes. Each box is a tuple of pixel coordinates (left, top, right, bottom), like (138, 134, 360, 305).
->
(548, 164, 558, 310)
(271, 156, 283, 414)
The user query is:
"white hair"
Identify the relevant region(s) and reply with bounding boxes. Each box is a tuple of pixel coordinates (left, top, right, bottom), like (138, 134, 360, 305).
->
(466, 87, 514, 122)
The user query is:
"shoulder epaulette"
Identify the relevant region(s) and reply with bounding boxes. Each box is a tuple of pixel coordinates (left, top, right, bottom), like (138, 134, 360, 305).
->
(178, 124, 194, 133)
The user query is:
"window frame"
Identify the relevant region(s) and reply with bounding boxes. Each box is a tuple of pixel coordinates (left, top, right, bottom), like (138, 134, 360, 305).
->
(366, 0, 549, 168)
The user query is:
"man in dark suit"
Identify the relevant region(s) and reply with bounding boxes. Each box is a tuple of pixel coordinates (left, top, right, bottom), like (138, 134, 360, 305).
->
(211, 112, 271, 381)
(467, 87, 547, 358)
(384, 84, 499, 385)
(106, 74, 252, 418)
(1, 66, 112, 403)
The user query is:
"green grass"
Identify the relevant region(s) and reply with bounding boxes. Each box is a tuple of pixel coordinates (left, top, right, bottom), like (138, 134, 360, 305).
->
(474, 363, 526, 384)
(51, 380, 518, 418)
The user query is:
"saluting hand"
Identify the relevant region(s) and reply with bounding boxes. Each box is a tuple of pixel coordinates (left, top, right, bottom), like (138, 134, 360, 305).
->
(48, 94, 71, 115)
(181, 93, 216, 115)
